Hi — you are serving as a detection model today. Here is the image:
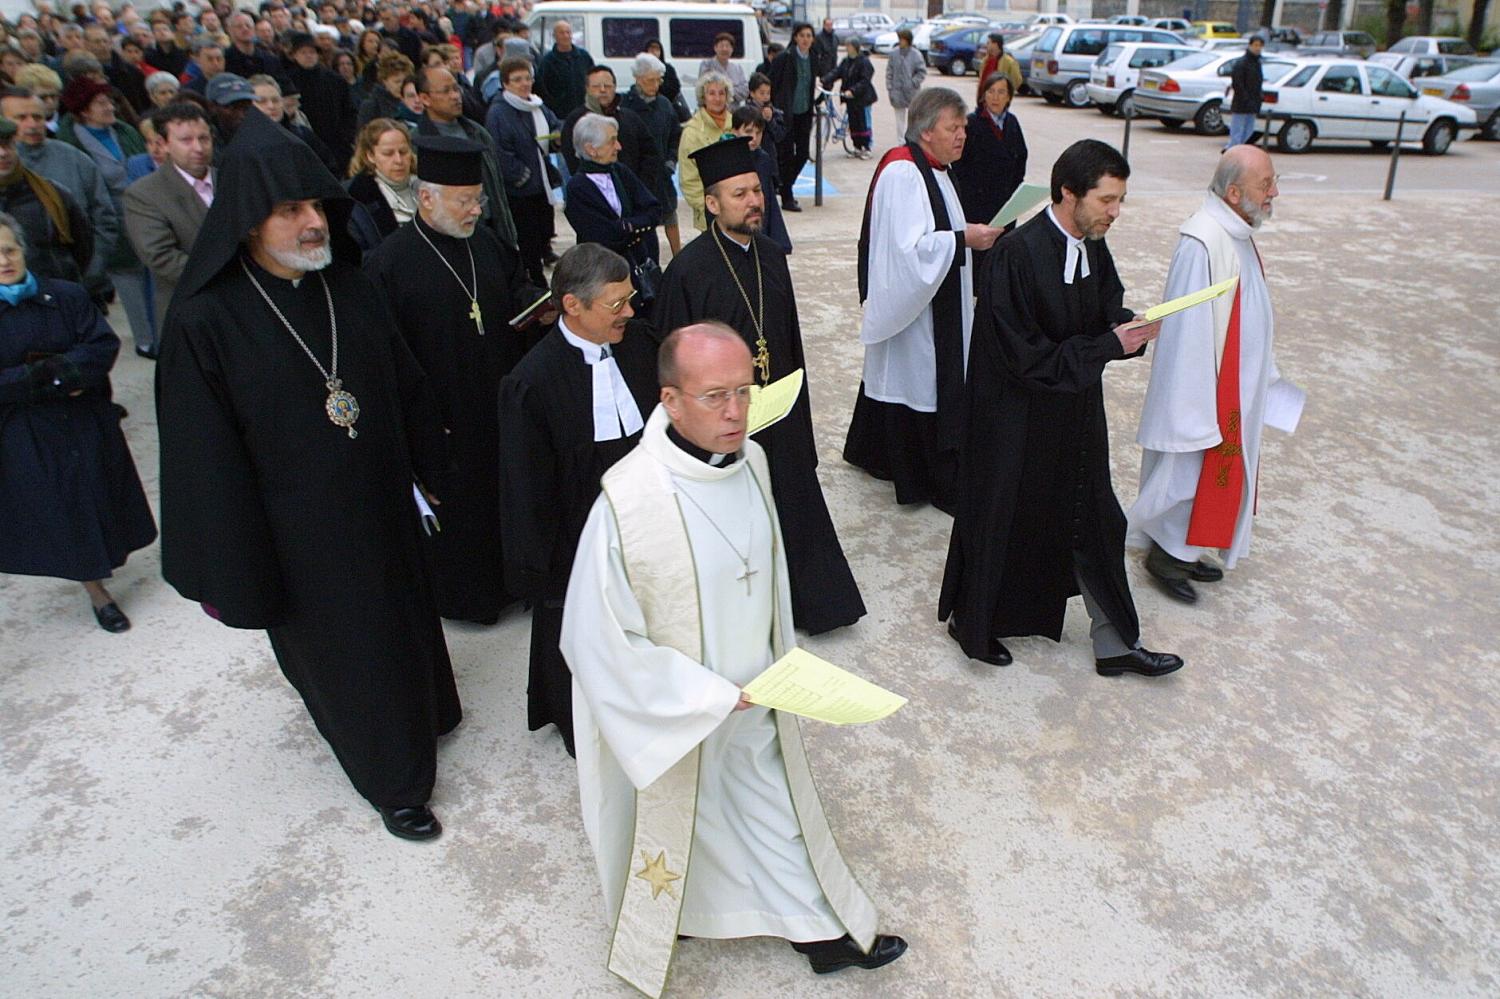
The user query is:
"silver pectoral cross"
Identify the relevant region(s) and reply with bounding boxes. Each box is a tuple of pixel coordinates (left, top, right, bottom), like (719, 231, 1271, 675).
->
(737, 563, 757, 595)
(469, 298, 485, 335)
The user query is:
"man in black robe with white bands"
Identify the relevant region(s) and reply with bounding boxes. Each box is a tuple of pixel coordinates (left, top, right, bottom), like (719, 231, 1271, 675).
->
(654, 137, 865, 635)
(156, 110, 460, 841)
(497, 244, 658, 756)
(364, 135, 545, 624)
(939, 139, 1183, 679)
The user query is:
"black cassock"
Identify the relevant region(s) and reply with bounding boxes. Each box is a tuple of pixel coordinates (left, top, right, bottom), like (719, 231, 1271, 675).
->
(156, 111, 459, 809)
(655, 226, 865, 635)
(497, 323, 660, 755)
(363, 215, 542, 624)
(939, 212, 1144, 657)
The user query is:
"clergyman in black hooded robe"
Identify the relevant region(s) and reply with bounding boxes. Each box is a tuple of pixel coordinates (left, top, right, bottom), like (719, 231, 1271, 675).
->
(154, 109, 461, 842)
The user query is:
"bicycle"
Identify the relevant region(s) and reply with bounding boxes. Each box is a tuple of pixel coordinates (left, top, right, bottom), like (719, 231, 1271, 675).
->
(814, 90, 856, 157)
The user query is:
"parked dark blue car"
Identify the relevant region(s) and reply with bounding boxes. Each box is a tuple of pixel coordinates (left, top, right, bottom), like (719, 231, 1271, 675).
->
(927, 25, 989, 76)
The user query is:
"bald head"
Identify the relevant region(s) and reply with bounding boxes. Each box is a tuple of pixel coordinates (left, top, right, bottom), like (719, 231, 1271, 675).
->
(659, 322, 754, 455)
(1210, 144, 1278, 228)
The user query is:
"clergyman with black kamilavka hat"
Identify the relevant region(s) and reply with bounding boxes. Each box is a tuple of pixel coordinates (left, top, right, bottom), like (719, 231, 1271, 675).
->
(364, 134, 546, 624)
(654, 136, 865, 634)
(155, 109, 461, 842)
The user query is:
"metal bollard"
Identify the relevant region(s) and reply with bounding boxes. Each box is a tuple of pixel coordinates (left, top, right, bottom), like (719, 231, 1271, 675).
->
(1261, 110, 1272, 148)
(1383, 110, 1406, 201)
(815, 101, 824, 208)
(1121, 106, 1133, 163)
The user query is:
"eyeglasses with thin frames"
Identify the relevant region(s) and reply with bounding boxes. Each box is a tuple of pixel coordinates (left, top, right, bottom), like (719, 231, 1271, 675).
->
(668, 384, 755, 410)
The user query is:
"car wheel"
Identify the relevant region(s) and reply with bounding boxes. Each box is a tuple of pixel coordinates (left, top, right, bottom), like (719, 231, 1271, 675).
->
(1193, 100, 1225, 135)
(1043, 91, 1063, 105)
(1159, 117, 1185, 130)
(948, 57, 968, 76)
(1483, 111, 1500, 141)
(1421, 119, 1455, 155)
(1065, 79, 1090, 108)
(1096, 101, 1116, 116)
(1117, 90, 1136, 118)
(1276, 118, 1315, 153)
(1368, 140, 1390, 150)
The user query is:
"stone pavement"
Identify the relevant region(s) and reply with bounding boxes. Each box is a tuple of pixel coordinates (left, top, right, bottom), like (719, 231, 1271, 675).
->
(3, 89, 1498, 998)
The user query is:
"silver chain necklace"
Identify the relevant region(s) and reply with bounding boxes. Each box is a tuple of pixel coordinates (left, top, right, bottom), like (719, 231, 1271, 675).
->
(240, 258, 361, 439)
(414, 218, 485, 336)
(675, 472, 758, 595)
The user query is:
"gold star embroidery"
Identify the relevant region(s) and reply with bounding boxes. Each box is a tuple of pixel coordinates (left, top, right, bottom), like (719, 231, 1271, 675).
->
(634, 850, 682, 901)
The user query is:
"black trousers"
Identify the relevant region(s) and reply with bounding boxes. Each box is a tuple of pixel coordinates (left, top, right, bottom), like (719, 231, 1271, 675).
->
(780, 110, 813, 202)
(509, 192, 554, 286)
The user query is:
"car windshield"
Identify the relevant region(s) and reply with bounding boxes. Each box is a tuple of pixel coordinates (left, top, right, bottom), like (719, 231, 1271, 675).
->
(1437, 39, 1476, 54)
(1097, 44, 1124, 65)
(1263, 61, 1299, 82)
(1167, 51, 1217, 71)
(1445, 61, 1500, 80)
(1347, 33, 1375, 45)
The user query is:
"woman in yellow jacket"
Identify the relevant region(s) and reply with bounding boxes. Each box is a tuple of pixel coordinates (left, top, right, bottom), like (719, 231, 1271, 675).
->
(677, 71, 736, 231)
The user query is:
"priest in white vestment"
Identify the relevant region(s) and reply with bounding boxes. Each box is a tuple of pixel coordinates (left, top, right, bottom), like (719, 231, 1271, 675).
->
(1127, 145, 1304, 604)
(560, 323, 906, 998)
(843, 86, 1000, 513)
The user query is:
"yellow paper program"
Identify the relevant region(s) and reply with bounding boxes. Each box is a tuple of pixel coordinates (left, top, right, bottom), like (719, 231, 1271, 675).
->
(746, 369, 805, 436)
(1143, 276, 1239, 323)
(742, 648, 907, 725)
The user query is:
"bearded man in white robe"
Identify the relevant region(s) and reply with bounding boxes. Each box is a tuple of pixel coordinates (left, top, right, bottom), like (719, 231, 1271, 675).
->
(559, 322, 907, 998)
(1127, 145, 1304, 604)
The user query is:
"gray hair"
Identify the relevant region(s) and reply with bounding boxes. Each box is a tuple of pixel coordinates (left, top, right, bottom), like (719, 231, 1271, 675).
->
(696, 70, 731, 106)
(658, 321, 748, 388)
(0, 211, 28, 256)
(551, 243, 630, 308)
(247, 73, 281, 94)
(1209, 155, 1247, 198)
(904, 86, 966, 144)
(146, 71, 179, 93)
(58, 23, 84, 40)
(191, 36, 224, 55)
(572, 113, 618, 161)
(632, 52, 665, 80)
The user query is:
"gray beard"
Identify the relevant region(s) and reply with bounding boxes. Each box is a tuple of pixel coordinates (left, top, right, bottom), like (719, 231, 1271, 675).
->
(268, 242, 332, 273)
(723, 216, 763, 238)
(426, 213, 475, 239)
(1241, 200, 1271, 229)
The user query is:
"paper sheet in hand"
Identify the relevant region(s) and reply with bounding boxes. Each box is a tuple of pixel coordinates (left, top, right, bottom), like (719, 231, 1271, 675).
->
(1143, 276, 1239, 323)
(989, 182, 1050, 229)
(508, 290, 552, 328)
(742, 648, 907, 725)
(746, 368, 805, 436)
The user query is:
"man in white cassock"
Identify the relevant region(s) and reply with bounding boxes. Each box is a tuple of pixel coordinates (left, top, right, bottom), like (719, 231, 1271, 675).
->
(560, 323, 907, 998)
(1127, 145, 1304, 604)
(842, 87, 1000, 514)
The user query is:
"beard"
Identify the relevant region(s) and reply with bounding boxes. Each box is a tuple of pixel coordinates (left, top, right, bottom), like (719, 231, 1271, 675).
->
(723, 212, 763, 238)
(428, 211, 477, 239)
(267, 236, 332, 273)
(1241, 198, 1272, 229)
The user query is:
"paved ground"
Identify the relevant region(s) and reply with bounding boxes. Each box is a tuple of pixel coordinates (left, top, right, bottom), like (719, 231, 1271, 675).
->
(4, 78, 1499, 998)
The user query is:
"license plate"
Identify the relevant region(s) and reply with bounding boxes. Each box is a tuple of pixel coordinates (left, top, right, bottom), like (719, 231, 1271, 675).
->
(1422, 87, 1442, 96)
(1143, 79, 1158, 89)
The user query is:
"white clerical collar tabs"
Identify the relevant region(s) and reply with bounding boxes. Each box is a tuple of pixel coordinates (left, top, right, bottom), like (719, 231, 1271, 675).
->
(1046, 205, 1090, 286)
(558, 318, 604, 363)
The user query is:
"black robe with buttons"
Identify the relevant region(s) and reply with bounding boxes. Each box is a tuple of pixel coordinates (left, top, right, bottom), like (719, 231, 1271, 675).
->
(938, 211, 1143, 656)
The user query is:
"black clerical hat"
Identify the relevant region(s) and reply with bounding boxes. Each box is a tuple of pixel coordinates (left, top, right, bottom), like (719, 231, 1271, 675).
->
(413, 136, 485, 186)
(689, 136, 756, 190)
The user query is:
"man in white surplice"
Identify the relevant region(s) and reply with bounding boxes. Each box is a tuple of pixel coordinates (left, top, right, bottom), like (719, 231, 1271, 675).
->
(1127, 145, 1304, 604)
(561, 323, 906, 997)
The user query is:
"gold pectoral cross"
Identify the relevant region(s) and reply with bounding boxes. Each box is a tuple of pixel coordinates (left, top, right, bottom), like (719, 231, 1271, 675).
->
(469, 298, 485, 335)
(753, 337, 771, 385)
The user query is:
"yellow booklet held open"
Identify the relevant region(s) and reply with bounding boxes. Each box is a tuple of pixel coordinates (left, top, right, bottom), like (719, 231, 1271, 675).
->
(1143, 277, 1239, 323)
(742, 648, 907, 725)
(746, 369, 805, 436)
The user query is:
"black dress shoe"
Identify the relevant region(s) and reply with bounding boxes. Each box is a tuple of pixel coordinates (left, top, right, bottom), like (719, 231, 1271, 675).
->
(1145, 544, 1200, 603)
(1096, 648, 1184, 678)
(93, 602, 131, 633)
(541, 249, 560, 265)
(1152, 574, 1198, 604)
(948, 618, 1012, 666)
(792, 934, 907, 975)
(1188, 560, 1223, 582)
(377, 804, 442, 841)
(782, 198, 802, 212)
(135, 345, 159, 360)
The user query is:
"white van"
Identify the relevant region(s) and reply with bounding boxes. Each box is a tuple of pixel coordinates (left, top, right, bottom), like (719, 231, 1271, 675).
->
(527, 1, 766, 109)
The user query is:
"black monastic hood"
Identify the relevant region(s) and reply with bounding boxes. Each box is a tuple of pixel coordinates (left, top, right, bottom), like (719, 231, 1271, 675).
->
(173, 108, 359, 303)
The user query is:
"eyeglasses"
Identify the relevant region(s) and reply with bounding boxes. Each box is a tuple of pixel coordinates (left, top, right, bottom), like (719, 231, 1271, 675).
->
(670, 384, 755, 410)
(593, 289, 635, 314)
(448, 192, 488, 212)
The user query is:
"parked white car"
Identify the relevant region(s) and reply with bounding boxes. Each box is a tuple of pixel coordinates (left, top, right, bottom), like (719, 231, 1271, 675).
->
(1134, 50, 1303, 133)
(1086, 40, 1201, 116)
(913, 14, 990, 52)
(1263, 59, 1479, 154)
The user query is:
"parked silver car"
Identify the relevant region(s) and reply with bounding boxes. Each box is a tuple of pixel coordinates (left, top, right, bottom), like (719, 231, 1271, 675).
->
(1133, 50, 1302, 133)
(1368, 51, 1484, 81)
(1030, 22, 1185, 107)
(1387, 35, 1478, 56)
(1414, 59, 1500, 140)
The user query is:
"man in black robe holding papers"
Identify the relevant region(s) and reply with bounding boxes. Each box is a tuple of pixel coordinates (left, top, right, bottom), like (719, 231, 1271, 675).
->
(497, 244, 658, 755)
(939, 139, 1184, 679)
(654, 137, 865, 635)
(364, 135, 545, 624)
(155, 110, 460, 841)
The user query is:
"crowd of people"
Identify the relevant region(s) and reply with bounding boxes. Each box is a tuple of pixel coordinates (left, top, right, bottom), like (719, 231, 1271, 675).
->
(2, 4, 1302, 997)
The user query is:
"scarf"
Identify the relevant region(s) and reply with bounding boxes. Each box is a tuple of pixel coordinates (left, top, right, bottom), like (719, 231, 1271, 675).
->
(374, 170, 417, 223)
(0, 270, 40, 305)
(0, 168, 73, 245)
(503, 89, 561, 205)
(584, 92, 617, 116)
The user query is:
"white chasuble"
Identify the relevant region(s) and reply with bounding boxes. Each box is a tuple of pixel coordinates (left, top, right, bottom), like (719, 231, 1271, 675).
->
(560, 406, 876, 998)
(1127, 194, 1303, 568)
(858, 159, 975, 412)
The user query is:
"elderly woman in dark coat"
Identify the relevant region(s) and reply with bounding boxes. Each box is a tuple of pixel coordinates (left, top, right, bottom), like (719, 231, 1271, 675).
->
(952, 72, 1027, 267)
(620, 51, 682, 255)
(0, 212, 156, 632)
(563, 113, 661, 304)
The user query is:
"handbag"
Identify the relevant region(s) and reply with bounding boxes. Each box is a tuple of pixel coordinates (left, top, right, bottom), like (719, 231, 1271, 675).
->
(631, 256, 662, 304)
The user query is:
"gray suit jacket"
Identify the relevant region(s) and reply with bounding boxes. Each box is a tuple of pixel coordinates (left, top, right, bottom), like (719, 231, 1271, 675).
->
(123, 164, 212, 323)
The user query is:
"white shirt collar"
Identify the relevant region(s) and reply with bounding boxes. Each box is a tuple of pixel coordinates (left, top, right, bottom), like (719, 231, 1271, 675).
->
(559, 318, 645, 442)
(558, 317, 605, 362)
(1046, 204, 1091, 285)
(716, 224, 753, 252)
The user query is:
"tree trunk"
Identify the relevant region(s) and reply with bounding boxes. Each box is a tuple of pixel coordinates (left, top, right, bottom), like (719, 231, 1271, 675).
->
(1261, 0, 1275, 28)
(1417, 0, 1436, 34)
(1386, 0, 1408, 44)
(1469, 0, 1493, 47)
(1324, 0, 1344, 33)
